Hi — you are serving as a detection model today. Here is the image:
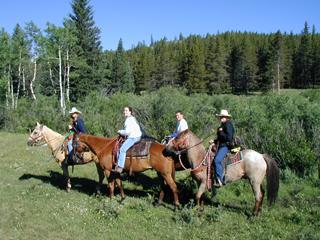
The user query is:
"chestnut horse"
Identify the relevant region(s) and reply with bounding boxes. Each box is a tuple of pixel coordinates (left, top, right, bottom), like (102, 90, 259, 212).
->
(166, 129, 279, 216)
(76, 134, 180, 206)
(27, 123, 99, 192)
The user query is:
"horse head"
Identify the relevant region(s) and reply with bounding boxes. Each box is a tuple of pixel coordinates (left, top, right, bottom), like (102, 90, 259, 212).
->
(27, 122, 45, 146)
(165, 130, 190, 153)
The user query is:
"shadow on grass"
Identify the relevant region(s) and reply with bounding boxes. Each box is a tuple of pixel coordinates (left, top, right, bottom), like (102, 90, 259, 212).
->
(19, 170, 162, 199)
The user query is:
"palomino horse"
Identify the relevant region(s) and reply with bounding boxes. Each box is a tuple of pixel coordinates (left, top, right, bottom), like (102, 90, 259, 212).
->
(27, 122, 99, 192)
(76, 134, 180, 206)
(166, 129, 280, 216)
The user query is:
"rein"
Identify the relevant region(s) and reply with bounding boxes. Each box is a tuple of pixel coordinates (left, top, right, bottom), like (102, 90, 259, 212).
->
(30, 131, 64, 157)
(177, 148, 211, 172)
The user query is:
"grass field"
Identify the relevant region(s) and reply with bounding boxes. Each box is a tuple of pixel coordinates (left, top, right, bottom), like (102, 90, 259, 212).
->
(0, 132, 319, 240)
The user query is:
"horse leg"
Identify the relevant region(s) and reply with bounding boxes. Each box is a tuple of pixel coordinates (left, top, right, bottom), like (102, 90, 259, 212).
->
(61, 161, 71, 192)
(156, 173, 166, 205)
(250, 181, 263, 216)
(115, 177, 125, 201)
(162, 174, 180, 207)
(95, 163, 105, 195)
(106, 171, 115, 198)
(258, 186, 265, 213)
(194, 173, 207, 207)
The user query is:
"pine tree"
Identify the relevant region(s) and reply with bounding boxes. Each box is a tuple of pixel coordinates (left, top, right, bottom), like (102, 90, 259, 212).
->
(129, 43, 154, 93)
(111, 39, 134, 93)
(68, 0, 103, 101)
(183, 36, 206, 93)
(264, 31, 284, 92)
(151, 39, 178, 90)
(205, 36, 229, 93)
(0, 29, 11, 104)
(311, 25, 320, 87)
(294, 22, 313, 88)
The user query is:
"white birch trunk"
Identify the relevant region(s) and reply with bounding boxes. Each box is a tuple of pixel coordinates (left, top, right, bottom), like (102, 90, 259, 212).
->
(66, 49, 70, 103)
(11, 78, 14, 109)
(15, 55, 22, 109)
(22, 68, 26, 93)
(6, 69, 10, 108)
(48, 62, 57, 94)
(30, 59, 37, 101)
(58, 47, 65, 115)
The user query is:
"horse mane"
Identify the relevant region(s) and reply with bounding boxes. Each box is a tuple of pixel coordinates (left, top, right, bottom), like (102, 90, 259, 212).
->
(177, 129, 202, 143)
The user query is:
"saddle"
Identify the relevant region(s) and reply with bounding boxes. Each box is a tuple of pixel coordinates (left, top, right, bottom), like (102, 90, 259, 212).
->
(223, 150, 243, 166)
(112, 137, 153, 165)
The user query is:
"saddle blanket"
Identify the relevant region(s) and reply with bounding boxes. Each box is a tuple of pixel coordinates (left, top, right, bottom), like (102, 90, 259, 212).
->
(224, 151, 243, 166)
(126, 140, 152, 157)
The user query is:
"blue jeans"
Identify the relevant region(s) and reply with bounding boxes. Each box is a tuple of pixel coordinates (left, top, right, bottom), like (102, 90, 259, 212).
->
(118, 137, 141, 168)
(214, 146, 229, 183)
(68, 139, 73, 153)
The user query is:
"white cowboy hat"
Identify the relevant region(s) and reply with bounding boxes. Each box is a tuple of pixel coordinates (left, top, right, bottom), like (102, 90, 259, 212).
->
(69, 107, 82, 114)
(216, 109, 232, 118)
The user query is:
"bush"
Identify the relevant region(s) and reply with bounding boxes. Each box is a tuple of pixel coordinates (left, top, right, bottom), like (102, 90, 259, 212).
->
(1, 87, 319, 178)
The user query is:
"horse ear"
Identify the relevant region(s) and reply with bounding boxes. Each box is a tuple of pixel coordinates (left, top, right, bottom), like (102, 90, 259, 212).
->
(37, 122, 40, 126)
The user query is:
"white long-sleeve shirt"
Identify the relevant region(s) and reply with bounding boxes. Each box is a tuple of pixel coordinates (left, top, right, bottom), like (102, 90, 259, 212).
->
(172, 118, 188, 137)
(118, 116, 142, 138)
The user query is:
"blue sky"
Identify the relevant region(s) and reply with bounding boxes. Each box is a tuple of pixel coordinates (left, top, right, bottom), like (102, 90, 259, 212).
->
(1, 0, 319, 50)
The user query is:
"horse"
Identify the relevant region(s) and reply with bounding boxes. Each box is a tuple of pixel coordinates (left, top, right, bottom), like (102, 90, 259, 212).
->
(27, 122, 99, 192)
(165, 129, 280, 216)
(76, 134, 180, 206)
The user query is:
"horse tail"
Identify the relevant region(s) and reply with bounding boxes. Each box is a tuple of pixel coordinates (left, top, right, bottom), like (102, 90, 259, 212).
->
(263, 154, 280, 205)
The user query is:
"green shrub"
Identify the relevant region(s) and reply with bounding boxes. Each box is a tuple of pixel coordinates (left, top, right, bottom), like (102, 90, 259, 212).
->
(1, 87, 319, 178)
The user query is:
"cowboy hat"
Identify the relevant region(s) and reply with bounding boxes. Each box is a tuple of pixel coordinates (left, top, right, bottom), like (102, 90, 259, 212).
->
(69, 107, 82, 114)
(216, 109, 232, 118)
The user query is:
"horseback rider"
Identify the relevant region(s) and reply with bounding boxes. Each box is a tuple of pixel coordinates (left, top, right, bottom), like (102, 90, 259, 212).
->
(64, 107, 87, 163)
(164, 111, 188, 143)
(210, 109, 235, 188)
(114, 106, 142, 173)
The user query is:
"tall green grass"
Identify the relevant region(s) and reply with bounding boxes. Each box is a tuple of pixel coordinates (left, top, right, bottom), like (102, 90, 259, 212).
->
(0, 133, 319, 239)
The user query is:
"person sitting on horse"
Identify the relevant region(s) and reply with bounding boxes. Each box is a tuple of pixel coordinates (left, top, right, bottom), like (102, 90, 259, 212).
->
(64, 107, 87, 162)
(115, 106, 142, 173)
(210, 109, 235, 188)
(164, 111, 188, 143)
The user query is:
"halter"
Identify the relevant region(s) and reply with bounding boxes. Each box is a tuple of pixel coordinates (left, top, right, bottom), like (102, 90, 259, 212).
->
(171, 133, 208, 173)
(29, 128, 64, 156)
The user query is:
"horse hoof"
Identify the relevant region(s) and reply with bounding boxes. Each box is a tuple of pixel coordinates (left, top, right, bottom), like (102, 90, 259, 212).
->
(66, 187, 71, 193)
(174, 204, 182, 211)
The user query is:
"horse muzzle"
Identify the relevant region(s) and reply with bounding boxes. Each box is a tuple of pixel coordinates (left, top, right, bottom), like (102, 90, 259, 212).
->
(27, 139, 36, 146)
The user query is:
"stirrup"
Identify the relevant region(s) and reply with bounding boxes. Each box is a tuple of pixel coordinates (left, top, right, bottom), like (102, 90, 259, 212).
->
(213, 179, 223, 188)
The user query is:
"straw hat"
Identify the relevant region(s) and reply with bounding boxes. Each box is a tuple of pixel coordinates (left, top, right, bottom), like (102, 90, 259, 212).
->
(216, 109, 232, 118)
(69, 107, 82, 115)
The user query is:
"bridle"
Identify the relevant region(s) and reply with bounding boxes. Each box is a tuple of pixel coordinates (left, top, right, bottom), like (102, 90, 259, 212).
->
(169, 133, 208, 172)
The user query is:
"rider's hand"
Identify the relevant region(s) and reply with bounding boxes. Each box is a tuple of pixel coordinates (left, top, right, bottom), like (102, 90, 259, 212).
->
(68, 125, 72, 130)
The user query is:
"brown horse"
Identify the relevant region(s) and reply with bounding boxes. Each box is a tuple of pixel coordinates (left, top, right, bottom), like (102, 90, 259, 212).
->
(76, 134, 180, 206)
(27, 122, 98, 192)
(166, 129, 280, 216)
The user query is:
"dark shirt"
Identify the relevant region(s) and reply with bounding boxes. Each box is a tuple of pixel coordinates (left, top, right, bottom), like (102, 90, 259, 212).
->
(72, 117, 87, 133)
(216, 120, 234, 148)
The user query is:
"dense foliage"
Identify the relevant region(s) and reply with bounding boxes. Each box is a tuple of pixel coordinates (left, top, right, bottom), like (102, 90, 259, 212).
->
(1, 87, 319, 177)
(0, 1, 319, 178)
(0, 0, 319, 110)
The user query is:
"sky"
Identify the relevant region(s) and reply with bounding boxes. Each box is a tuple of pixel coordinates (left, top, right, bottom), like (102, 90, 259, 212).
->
(1, 0, 319, 51)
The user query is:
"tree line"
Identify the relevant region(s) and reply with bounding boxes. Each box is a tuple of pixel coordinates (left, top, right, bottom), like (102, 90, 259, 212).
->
(0, 0, 319, 114)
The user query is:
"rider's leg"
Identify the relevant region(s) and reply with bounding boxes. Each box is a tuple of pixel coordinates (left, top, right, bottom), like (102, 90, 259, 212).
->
(214, 146, 229, 185)
(117, 137, 141, 172)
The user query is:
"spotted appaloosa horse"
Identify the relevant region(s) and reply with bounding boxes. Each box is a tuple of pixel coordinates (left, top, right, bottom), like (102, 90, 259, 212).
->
(166, 129, 279, 215)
